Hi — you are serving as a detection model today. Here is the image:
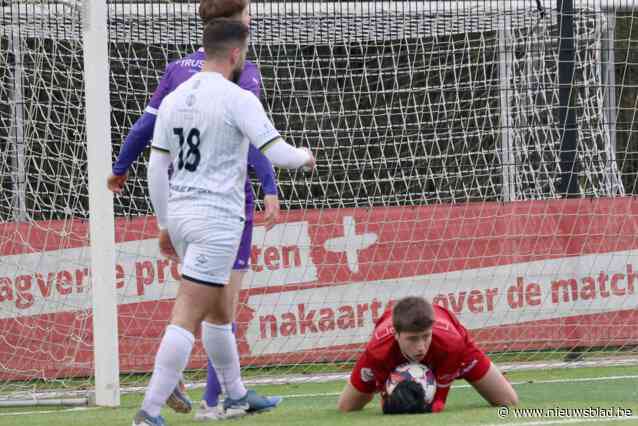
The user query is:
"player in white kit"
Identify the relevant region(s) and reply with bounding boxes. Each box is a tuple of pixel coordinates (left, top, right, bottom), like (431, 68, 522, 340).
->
(133, 19, 315, 426)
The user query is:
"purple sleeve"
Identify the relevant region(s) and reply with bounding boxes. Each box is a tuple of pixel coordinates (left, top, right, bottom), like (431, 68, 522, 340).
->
(238, 61, 262, 99)
(112, 66, 173, 175)
(148, 65, 175, 111)
(247, 144, 277, 195)
(112, 112, 157, 175)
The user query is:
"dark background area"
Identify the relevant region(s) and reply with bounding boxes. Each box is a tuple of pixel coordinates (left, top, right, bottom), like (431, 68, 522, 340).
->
(0, 2, 636, 222)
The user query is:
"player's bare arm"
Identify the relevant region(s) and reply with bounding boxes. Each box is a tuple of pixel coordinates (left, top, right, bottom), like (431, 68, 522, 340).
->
(468, 363, 518, 407)
(338, 381, 374, 412)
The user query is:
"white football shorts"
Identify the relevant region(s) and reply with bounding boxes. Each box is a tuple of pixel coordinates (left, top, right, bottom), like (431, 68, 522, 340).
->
(167, 191, 244, 286)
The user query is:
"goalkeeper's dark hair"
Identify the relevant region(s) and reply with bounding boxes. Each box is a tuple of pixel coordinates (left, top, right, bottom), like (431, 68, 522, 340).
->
(382, 380, 430, 415)
(202, 18, 250, 58)
(200, 0, 249, 24)
(392, 296, 435, 334)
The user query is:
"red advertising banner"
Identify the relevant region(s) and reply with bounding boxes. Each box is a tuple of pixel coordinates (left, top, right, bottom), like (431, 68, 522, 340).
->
(1, 198, 638, 380)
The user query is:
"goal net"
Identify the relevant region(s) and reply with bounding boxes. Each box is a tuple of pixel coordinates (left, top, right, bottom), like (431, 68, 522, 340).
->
(0, 0, 637, 403)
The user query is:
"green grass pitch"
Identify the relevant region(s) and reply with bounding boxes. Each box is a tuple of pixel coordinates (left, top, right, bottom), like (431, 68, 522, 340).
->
(1, 365, 637, 426)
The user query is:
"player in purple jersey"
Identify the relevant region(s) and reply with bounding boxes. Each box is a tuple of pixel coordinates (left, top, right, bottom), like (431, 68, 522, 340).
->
(108, 1, 279, 422)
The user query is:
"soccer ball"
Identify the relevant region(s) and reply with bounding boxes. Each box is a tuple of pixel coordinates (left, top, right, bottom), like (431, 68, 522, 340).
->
(385, 362, 436, 404)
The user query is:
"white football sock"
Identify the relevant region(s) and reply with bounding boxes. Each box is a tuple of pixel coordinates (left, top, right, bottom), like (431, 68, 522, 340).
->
(141, 325, 194, 417)
(201, 321, 247, 400)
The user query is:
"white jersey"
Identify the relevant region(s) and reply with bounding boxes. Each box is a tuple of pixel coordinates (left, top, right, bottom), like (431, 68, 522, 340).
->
(152, 71, 280, 219)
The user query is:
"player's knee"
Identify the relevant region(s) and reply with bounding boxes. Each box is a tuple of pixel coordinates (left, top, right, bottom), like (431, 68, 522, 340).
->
(219, 306, 234, 323)
(170, 315, 201, 335)
(204, 306, 233, 324)
(171, 305, 206, 334)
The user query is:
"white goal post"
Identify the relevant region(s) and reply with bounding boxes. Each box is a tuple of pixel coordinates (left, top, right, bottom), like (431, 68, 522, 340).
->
(82, 0, 120, 407)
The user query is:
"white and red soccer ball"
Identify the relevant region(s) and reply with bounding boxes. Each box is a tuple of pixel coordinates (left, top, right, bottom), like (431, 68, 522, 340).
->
(385, 362, 436, 404)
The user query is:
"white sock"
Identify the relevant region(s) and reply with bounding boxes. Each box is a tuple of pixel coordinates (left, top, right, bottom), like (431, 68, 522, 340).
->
(201, 321, 247, 400)
(142, 325, 194, 417)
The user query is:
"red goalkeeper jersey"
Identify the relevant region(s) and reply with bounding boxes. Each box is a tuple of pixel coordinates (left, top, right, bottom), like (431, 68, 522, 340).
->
(349, 305, 491, 412)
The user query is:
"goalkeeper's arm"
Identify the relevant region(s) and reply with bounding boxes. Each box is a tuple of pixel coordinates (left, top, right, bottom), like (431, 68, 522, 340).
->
(429, 385, 450, 413)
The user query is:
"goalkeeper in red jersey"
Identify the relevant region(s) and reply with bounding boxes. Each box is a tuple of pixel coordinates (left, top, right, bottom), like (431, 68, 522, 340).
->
(338, 296, 518, 414)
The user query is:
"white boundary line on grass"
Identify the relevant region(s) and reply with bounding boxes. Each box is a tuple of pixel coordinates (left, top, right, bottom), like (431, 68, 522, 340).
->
(0, 407, 99, 417)
(278, 374, 638, 398)
(510, 375, 638, 386)
(485, 416, 637, 426)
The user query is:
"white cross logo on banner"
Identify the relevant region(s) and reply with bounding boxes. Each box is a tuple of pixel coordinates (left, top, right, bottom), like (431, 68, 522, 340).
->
(323, 216, 378, 273)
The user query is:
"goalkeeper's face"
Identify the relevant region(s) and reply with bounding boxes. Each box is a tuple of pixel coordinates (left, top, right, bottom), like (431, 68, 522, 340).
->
(395, 327, 433, 362)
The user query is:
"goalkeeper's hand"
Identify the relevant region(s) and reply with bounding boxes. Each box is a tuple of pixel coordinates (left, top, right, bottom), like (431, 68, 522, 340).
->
(107, 172, 128, 193)
(382, 381, 431, 415)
